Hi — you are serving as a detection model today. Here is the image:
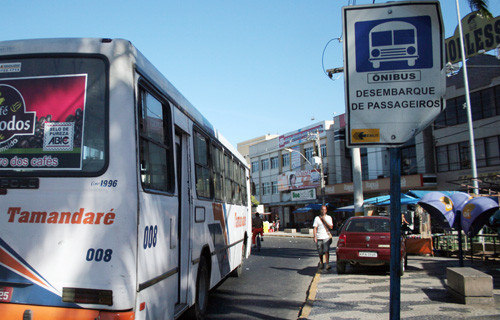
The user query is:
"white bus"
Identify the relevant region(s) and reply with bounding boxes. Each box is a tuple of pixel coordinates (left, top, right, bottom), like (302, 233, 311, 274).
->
(0, 38, 252, 320)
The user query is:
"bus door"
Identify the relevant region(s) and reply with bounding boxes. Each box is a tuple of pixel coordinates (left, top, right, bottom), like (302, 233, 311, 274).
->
(137, 82, 180, 318)
(175, 130, 191, 308)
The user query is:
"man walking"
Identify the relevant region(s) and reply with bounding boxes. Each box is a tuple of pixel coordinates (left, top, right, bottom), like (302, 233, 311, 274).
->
(313, 205, 334, 270)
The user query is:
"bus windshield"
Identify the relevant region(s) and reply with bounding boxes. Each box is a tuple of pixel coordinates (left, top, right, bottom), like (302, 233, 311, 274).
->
(0, 56, 108, 175)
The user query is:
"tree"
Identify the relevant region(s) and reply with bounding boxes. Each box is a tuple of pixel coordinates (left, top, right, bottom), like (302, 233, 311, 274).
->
(251, 195, 260, 207)
(467, 0, 492, 19)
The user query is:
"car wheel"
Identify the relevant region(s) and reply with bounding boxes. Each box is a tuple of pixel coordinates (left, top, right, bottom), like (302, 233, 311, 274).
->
(336, 261, 346, 274)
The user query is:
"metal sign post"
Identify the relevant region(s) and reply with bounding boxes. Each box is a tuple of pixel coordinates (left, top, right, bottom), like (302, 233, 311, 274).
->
(389, 148, 402, 320)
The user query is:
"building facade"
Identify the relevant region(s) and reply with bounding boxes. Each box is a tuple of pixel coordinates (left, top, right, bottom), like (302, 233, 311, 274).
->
(237, 134, 278, 166)
(245, 54, 500, 228)
(248, 121, 334, 228)
(434, 54, 500, 192)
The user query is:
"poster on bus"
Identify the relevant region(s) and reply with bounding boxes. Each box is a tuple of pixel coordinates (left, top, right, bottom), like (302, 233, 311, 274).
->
(0, 75, 86, 170)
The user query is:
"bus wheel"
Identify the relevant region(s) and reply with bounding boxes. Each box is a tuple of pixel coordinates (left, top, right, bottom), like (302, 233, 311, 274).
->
(189, 255, 210, 319)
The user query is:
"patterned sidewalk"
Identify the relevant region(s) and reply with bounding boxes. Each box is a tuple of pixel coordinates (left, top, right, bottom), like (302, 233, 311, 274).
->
(305, 255, 500, 320)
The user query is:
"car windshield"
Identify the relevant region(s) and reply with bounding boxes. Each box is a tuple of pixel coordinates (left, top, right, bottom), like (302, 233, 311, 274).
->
(345, 219, 390, 233)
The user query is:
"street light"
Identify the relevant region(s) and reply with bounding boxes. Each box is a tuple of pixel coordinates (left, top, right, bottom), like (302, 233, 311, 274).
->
(284, 135, 326, 206)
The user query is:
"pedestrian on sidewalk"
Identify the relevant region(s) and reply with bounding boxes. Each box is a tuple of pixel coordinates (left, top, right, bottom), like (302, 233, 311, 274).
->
(313, 205, 334, 270)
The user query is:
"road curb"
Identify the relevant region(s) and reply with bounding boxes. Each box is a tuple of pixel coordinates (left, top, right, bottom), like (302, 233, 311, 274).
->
(297, 268, 321, 319)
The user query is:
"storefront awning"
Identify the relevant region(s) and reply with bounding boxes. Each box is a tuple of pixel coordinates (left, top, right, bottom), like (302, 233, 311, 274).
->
(293, 207, 312, 213)
(293, 203, 330, 214)
(335, 193, 419, 212)
(373, 194, 419, 206)
(406, 190, 457, 199)
(335, 205, 354, 213)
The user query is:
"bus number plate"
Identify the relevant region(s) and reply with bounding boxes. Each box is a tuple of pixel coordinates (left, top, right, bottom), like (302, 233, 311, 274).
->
(0, 287, 13, 302)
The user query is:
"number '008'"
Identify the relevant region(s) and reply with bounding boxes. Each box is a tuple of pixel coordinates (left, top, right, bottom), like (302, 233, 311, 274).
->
(86, 248, 113, 262)
(143, 225, 158, 249)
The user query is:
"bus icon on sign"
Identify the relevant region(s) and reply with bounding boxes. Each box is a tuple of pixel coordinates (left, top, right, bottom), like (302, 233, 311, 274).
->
(369, 21, 418, 69)
(354, 16, 432, 72)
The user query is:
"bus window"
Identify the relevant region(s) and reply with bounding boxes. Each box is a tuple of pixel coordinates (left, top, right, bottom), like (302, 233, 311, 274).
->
(212, 144, 224, 201)
(224, 153, 233, 202)
(138, 87, 174, 192)
(193, 130, 211, 198)
(240, 165, 247, 205)
(233, 160, 240, 204)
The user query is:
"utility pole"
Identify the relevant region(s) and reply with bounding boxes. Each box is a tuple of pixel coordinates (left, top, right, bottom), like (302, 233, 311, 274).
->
(351, 148, 364, 216)
(312, 131, 326, 206)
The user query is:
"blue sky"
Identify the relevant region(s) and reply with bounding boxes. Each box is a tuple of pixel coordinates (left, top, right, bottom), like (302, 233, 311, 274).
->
(1, 0, 499, 146)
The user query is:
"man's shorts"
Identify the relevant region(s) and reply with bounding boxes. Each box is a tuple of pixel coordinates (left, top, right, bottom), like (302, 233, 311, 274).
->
(316, 238, 332, 255)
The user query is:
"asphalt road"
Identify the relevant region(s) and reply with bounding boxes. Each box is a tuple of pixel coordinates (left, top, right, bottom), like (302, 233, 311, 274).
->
(204, 236, 318, 320)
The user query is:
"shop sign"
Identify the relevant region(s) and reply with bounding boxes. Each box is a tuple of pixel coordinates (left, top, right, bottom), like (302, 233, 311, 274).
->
(446, 12, 500, 64)
(279, 124, 324, 149)
(291, 188, 316, 201)
(325, 174, 425, 195)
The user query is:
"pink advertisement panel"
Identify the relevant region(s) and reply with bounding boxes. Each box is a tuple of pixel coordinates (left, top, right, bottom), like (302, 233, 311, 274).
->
(278, 169, 321, 191)
(0, 75, 87, 170)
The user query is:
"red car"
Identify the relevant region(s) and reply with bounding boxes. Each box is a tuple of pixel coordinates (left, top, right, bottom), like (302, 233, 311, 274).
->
(336, 216, 407, 275)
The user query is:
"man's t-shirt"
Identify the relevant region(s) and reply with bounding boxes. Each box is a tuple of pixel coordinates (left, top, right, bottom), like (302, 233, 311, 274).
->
(313, 215, 333, 240)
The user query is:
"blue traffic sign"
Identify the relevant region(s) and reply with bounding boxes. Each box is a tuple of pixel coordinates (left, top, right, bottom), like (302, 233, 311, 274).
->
(355, 16, 433, 72)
